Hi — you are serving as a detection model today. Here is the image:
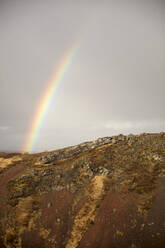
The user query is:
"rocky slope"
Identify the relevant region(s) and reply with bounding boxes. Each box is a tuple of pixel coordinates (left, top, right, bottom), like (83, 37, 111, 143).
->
(0, 132, 165, 248)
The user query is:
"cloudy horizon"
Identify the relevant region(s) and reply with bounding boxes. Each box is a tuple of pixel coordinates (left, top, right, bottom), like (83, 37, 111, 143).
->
(0, 0, 165, 152)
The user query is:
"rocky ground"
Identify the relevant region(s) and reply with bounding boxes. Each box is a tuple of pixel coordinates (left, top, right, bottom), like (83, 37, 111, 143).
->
(0, 132, 165, 248)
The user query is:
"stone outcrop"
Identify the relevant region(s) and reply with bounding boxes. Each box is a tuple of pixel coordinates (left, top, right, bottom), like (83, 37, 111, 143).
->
(38, 134, 133, 163)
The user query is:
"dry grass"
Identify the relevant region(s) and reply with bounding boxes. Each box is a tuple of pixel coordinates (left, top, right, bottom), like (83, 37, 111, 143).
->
(0, 156, 22, 169)
(66, 175, 107, 248)
(4, 196, 41, 248)
(39, 227, 51, 239)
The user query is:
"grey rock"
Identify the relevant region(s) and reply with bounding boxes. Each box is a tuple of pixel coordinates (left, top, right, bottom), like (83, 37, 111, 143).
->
(47, 202, 51, 208)
(100, 168, 109, 175)
(111, 139, 116, 144)
(38, 134, 132, 164)
(117, 134, 125, 141)
(55, 185, 65, 191)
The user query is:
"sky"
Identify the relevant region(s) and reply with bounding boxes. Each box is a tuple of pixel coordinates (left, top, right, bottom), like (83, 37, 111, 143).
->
(0, 0, 165, 152)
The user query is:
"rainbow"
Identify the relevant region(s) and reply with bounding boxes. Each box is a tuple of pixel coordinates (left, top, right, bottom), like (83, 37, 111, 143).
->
(23, 44, 78, 153)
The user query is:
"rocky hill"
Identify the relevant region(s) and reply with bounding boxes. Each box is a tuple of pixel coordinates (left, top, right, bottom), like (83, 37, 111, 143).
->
(0, 132, 165, 248)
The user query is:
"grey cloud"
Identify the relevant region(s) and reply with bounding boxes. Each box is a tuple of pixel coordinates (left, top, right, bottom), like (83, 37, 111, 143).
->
(0, 0, 164, 152)
(0, 126, 10, 131)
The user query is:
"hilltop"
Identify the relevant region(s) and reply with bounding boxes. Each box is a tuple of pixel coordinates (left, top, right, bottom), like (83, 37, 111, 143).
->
(0, 132, 165, 248)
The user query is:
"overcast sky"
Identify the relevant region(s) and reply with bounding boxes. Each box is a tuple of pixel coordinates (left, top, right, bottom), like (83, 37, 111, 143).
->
(0, 0, 165, 152)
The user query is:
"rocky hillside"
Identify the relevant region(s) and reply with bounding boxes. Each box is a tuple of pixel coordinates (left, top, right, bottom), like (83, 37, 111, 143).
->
(0, 133, 165, 248)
